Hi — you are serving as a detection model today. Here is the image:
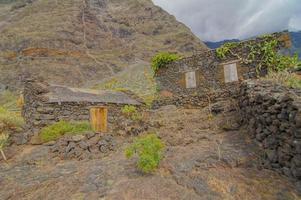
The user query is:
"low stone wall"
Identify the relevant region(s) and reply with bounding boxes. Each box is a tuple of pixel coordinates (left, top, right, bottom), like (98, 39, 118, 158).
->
(238, 80, 301, 182)
(50, 133, 116, 160)
(152, 86, 240, 108)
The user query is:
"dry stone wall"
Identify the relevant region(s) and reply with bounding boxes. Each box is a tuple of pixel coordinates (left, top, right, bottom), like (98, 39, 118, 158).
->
(239, 80, 301, 182)
(154, 32, 291, 108)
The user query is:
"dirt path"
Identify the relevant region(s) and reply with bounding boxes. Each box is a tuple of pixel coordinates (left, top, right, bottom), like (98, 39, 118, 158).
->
(0, 106, 300, 199)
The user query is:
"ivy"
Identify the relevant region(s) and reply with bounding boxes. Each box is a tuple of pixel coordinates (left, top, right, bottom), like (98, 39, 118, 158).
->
(216, 36, 301, 73)
(151, 52, 180, 74)
(216, 42, 239, 59)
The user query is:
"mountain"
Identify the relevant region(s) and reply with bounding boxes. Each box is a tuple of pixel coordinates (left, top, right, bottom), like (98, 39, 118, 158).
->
(0, 0, 208, 90)
(205, 39, 239, 49)
(205, 31, 301, 58)
(290, 31, 301, 58)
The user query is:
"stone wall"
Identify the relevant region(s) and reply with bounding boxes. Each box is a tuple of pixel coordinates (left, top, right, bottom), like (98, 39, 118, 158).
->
(155, 32, 291, 107)
(238, 80, 301, 182)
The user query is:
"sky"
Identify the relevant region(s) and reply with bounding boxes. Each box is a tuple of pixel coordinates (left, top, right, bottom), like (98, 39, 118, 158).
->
(152, 0, 301, 42)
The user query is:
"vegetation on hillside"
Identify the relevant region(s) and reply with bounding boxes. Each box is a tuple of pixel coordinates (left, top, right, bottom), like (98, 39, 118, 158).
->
(0, 106, 24, 133)
(0, 106, 23, 160)
(125, 133, 165, 173)
(0, 0, 206, 88)
(151, 52, 181, 74)
(40, 121, 92, 142)
(0, 90, 18, 110)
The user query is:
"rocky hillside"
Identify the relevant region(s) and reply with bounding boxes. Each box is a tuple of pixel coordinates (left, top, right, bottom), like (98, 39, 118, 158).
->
(0, 0, 207, 89)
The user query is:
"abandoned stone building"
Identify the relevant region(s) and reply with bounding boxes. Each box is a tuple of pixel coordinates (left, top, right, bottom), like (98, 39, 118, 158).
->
(154, 32, 292, 107)
(22, 78, 142, 134)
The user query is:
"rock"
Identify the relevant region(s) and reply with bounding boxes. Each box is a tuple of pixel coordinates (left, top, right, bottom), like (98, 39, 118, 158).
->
(296, 181, 301, 194)
(265, 150, 277, 163)
(71, 135, 85, 142)
(44, 141, 56, 146)
(13, 133, 28, 145)
(79, 141, 89, 150)
(291, 167, 301, 178)
(292, 155, 301, 167)
(85, 132, 96, 139)
(66, 142, 76, 153)
(294, 129, 301, 139)
(99, 145, 109, 153)
(295, 113, 301, 128)
(30, 134, 43, 145)
(293, 140, 301, 154)
(282, 167, 292, 177)
(87, 135, 101, 146)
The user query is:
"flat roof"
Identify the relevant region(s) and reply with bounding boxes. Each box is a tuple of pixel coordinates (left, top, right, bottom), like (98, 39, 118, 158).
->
(45, 85, 141, 105)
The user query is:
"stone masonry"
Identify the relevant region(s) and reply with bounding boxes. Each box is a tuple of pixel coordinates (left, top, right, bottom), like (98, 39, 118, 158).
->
(22, 78, 142, 138)
(239, 80, 301, 183)
(154, 31, 291, 108)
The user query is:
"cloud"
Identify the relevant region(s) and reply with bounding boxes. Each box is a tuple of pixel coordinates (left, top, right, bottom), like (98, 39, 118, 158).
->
(152, 0, 301, 42)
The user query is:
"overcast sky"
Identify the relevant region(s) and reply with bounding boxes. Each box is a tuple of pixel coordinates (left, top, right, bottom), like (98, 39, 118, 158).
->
(152, 0, 301, 42)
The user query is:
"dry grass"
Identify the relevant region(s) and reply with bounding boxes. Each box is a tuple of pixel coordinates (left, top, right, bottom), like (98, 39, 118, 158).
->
(263, 70, 301, 89)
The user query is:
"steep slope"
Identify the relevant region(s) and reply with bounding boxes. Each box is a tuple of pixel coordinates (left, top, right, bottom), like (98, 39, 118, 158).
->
(0, 0, 207, 89)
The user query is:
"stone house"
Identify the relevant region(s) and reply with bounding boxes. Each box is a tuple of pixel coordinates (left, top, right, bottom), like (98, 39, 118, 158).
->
(155, 32, 292, 106)
(22, 78, 142, 134)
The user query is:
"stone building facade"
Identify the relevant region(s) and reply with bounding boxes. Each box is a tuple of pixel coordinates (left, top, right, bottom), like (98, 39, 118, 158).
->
(22, 79, 142, 135)
(154, 32, 292, 107)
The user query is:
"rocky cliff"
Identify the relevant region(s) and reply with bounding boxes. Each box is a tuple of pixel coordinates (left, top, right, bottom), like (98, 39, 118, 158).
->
(0, 0, 207, 89)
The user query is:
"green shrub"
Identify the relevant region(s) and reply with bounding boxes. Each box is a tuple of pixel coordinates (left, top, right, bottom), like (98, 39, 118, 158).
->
(0, 106, 24, 133)
(216, 38, 301, 72)
(151, 52, 180, 74)
(121, 105, 142, 121)
(125, 134, 165, 173)
(40, 121, 92, 142)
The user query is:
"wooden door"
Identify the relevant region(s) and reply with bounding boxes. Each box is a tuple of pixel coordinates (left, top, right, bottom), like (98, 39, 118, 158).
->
(90, 107, 108, 133)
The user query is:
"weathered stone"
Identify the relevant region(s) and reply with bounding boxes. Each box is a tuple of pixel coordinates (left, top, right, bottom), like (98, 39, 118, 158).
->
(85, 132, 96, 139)
(79, 141, 89, 150)
(293, 140, 301, 154)
(71, 135, 85, 142)
(292, 167, 301, 178)
(295, 113, 301, 128)
(30, 134, 43, 145)
(66, 142, 76, 153)
(44, 141, 56, 146)
(292, 155, 301, 167)
(13, 133, 28, 145)
(265, 150, 277, 163)
(294, 129, 301, 139)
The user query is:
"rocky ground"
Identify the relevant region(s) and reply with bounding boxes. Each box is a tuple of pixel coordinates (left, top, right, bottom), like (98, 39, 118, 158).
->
(0, 105, 300, 200)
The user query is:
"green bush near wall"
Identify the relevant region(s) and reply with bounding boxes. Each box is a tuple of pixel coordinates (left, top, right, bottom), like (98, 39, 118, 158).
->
(151, 52, 180, 74)
(40, 120, 92, 142)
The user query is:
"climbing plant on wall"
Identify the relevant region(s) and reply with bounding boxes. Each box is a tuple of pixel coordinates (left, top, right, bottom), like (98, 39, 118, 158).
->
(151, 52, 180, 74)
(216, 35, 301, 73)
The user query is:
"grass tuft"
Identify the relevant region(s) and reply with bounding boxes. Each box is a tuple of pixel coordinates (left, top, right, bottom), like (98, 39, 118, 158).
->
(39, 120, 92, 142)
